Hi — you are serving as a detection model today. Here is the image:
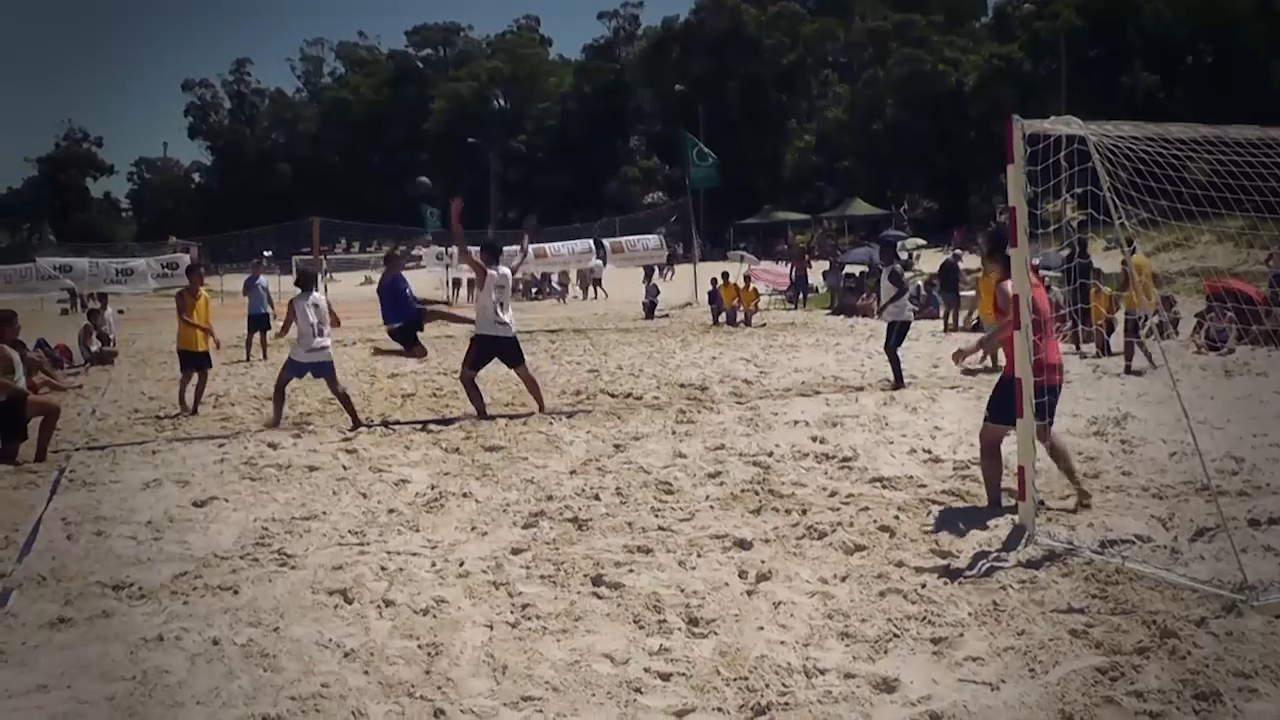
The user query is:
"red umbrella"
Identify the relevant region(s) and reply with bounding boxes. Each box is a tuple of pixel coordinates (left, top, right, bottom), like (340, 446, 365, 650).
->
(1203, 277, 1264, 307)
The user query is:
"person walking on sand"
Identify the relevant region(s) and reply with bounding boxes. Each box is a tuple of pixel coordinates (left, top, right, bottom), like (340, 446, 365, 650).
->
(175, 263, 220, 415)
(952, 224, 1091, 511)
(589, 254, 609, 300)
(877, 239, 913, 390)
(242, 258, 275, 362)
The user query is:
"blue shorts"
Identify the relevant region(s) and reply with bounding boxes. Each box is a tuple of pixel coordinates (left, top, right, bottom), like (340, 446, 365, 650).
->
(983, 375, 1061, 428)
(282, 357, 336, 381)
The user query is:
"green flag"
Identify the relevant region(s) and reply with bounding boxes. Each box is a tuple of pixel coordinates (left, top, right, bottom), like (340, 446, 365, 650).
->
(683, 131, 719, 190)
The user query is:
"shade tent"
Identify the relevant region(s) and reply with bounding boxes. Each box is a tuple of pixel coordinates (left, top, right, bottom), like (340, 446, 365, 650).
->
(730, 207, 813, 254)
(817, 197, 892, 219)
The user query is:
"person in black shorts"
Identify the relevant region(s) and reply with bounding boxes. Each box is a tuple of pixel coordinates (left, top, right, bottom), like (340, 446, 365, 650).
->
(0, 310, 62, 464)
(373, 251, 473, 358)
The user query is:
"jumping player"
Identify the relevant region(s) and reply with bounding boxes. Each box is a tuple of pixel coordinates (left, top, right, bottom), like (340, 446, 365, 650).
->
(450, 197, 546, 419)
(952, 224, 1091, 511)
(175, 263, 220, 415)
(373, 249, 473, 358)
(267, 268, 362, 430)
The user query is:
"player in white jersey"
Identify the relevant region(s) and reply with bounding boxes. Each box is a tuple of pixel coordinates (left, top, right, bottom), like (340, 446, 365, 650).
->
(450, 197, 546, 419)
(267, 267, 363, 429)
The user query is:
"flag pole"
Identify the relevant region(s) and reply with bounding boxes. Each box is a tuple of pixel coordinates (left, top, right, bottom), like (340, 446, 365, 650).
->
(685, 175, 700, 304)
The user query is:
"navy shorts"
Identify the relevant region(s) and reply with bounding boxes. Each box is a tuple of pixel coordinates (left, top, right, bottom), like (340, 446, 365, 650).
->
(983, 374, 1061, 428)
(282, 357, 336, 381)
(177, 350, 213, 374)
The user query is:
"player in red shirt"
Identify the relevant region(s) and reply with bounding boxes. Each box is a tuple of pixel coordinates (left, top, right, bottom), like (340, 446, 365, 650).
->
(952, 224, 1092, 512)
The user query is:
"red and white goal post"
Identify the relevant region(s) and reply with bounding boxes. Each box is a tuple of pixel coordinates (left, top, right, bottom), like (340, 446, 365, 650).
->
(1005, 115, 1280, 616)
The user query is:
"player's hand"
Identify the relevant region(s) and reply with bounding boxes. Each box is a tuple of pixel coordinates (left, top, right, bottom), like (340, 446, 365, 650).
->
(951, 346, 974, 366)
(211, 333, 222, 350)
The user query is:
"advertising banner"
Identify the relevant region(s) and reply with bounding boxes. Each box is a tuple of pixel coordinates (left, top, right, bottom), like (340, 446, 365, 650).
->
(0, 253, 192, 299)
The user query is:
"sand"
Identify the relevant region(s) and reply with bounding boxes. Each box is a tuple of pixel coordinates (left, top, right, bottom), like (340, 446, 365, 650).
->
(1, 260, 1278, 719)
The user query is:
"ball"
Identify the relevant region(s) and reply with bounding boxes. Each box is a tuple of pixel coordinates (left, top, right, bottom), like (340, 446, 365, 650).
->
(414, 176, 433, 195)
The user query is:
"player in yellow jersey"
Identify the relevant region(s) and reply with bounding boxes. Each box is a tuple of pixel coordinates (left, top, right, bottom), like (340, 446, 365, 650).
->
(174, 263, 221, 415)
(1118, 240, 1158, 376)
(974, 261, 1001, 370)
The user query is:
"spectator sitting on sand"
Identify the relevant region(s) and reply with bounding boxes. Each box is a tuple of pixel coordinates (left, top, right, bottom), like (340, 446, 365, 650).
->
(79, 309, 120, 366)
(1192, 303, 1237, 355)
(909, 277, 940, 320)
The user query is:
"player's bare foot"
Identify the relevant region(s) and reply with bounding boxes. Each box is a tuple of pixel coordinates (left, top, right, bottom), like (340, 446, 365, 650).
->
(1075, 488, 1093, 511)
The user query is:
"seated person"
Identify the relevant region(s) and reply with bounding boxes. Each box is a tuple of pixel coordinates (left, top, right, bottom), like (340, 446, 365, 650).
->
(718, 271, 741, 327)
(708, 277, 725, 326)
(909, 278, 940, 320)
(3, 338, 79, 393)
(79, 309, 120, 366)
(642, 279, 661, 320)
(739, 274, 761, 327)
(1153, 292, 1181, 339)
(1192, 303, 1237, 354)
(854, 290, 878, 318)
(0, 310, 62, 464)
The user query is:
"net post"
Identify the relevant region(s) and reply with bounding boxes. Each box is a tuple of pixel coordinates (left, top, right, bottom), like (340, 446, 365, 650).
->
(1006, 115, 1039, 534)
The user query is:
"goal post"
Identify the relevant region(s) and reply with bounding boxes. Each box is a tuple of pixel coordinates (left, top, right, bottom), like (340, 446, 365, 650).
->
(1007, 115, 1280, 613)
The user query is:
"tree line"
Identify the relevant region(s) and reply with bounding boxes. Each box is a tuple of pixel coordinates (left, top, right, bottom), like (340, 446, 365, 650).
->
(1, 0, 1276, 261)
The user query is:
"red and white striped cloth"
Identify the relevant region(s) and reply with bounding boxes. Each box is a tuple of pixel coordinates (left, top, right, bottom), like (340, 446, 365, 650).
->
(742, 263, 792, 291)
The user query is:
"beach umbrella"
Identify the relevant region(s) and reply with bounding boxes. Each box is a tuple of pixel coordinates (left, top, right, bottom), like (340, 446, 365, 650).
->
(727, 250, 760, 267)
(898, 236, 928, 252)
(1033, 248, 1068, 271)
(878, 228, 909, 244)
(836, 245, 880, 267)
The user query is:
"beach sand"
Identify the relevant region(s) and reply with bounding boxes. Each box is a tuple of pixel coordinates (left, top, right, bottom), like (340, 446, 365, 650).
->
(1, 261, 1278, 718)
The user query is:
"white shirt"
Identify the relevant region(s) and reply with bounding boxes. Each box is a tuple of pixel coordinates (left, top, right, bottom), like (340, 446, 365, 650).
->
(100, 307, 118, 341)
(288, 292, 334, 363)
(475, 266, 516, 337)
(590, 258, 605, 279)
(0, 344, 25, 400)
(880, 265, 914, 322)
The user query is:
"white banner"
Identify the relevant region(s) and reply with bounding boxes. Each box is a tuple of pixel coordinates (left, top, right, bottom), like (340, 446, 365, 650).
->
(417, 234, 665, 276)
(0, 253, 191, 299)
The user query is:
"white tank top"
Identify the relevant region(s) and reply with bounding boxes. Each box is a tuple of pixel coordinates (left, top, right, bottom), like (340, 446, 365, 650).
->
(288, 292, 334, 362)
(880, 264, 914, 322)
(0, 344, 25, 399)
(475, 266, 516, 337)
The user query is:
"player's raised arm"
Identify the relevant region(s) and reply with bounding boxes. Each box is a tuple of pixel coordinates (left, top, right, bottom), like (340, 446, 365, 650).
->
(508, 231, 531, 276)
(451, 197, 488, 278)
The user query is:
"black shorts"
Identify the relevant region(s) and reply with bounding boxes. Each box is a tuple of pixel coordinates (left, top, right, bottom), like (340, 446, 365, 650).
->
(591, 277, 604, 289)
(984, 375, 1061, 429)
(940, 291, 961, 310)
(247, 313, 272, 334)
(0, 393, 29, 445)
(463, 334, 526, 373)
(1123, 311, 1148, 339)
(386, 317, 425, 351)
(177, 349, 213, 374)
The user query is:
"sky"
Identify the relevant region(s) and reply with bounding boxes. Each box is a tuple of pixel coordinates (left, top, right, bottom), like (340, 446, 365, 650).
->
(0, 0, 691, 198)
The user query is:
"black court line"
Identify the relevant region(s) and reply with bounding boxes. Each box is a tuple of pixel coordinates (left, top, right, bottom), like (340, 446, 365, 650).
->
(377, 408, 590, 428)
(0, 466, 68, 611)
(52, 431, 245, 454)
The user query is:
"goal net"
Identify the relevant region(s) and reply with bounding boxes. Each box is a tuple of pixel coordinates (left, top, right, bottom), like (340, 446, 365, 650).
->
(1007, 116, 1280, 611)
(291, 253, 385, 278)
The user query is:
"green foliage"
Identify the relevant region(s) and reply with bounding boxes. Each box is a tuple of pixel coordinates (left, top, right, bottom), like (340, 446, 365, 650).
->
(2, 0, 1278, 251)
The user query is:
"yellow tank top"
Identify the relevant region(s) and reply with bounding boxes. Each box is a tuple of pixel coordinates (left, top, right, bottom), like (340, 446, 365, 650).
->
(977, 272, 996, 322)
(176, 288, 211, 352)
(1123, 253, 1156, 312)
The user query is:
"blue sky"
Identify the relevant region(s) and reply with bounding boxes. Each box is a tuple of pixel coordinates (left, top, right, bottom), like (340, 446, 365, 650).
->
(0, 0, 690, 197)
